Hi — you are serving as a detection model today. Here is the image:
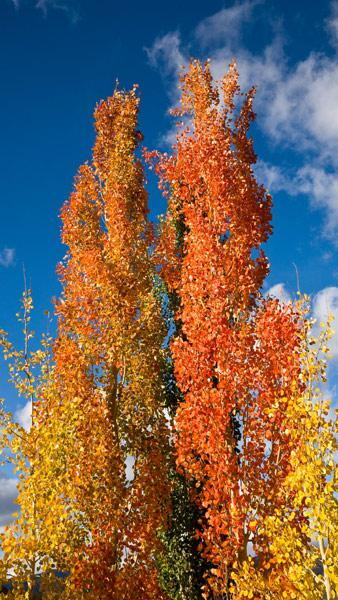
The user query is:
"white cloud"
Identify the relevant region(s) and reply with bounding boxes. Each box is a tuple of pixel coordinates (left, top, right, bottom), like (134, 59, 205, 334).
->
(35, 0, 79, 22)
(254, 161, 287, 194)
(265, 283, 338, 362)
(145, 31, 186, 77)
(0, 248, 15, 268)
(36, 0, 52, 11)
(326, 0, 338, 47)
(15, 400, 32, 432)
(145, 32, 189, 140)
(10, 0, 79, 22)
(195, 0, 261, 47)
(266, 283, 291, 304)
(292, 167, 338, 239)
(0, 478, 18, 527)
(313, 286, 338, 360)
(147, 1, 338, 241)
(159, 126, 181, 147)
(254, 163, 338, 242)
(265, 285, 338, 406)
(260, 53, 338, 160)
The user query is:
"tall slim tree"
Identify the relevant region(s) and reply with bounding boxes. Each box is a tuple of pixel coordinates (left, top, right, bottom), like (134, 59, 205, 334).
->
(150, 60, 308, 598)
(0, 87, 171, 599)
(54, 86, 171, 598)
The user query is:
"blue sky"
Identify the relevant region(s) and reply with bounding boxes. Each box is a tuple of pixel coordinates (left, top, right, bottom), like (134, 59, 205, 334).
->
(1, 0, 338, 525)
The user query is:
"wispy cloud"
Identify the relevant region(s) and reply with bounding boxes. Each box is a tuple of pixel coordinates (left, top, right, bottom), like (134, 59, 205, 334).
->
(256, 162, 338, 241)
(146, 0, 338, 243)
(326, 0, 338, 47)
(0, 248, 15, 268)
(145, 31, 186, 106)
(265, 283, 338, 413)
(11, 0, 79, 23)
(36, 0, 79, 23)
(195, 0, 262, 47)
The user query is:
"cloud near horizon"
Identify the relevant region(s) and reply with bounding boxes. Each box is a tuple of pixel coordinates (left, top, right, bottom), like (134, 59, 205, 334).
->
(146, 0, 338, 244)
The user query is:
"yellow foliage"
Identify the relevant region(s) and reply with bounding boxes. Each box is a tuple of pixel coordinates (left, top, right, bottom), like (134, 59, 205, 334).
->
(231, 300, 338, 600)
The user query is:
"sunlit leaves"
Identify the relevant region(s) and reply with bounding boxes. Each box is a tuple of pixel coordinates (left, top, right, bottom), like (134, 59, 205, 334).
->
(150, 59, 337, 600)
(0, 89, 171, 598)
(52, 87, 171, 598)
(0, 60, 337, 600)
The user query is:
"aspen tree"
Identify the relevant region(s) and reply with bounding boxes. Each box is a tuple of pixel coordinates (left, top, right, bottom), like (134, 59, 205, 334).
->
(54, 87, 170, 598)
(1, 88, 171, 599)
(150, 61, 311, 598)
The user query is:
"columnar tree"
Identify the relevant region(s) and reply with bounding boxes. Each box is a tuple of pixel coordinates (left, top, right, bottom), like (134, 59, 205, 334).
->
(151, 60, 308, 598)
(0, 87, 171, 599)
(53, 86, 171, 598)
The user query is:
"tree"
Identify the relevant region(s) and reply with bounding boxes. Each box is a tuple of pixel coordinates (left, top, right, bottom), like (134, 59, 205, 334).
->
(0, 289, 70, 599)
(1, 87, 171, 599)
(231, 301, 338, 600)
(53, 85, 171, 598)
(149, 60, 313, 598)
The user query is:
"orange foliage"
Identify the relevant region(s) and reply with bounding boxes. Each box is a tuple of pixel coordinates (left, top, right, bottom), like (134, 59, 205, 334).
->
(149, 61, 305, 597)
(53, 87, 170, 598)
